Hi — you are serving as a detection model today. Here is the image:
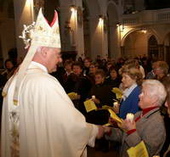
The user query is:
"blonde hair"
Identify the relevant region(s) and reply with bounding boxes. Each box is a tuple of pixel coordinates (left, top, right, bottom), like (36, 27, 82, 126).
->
(119, 65, 143, 86)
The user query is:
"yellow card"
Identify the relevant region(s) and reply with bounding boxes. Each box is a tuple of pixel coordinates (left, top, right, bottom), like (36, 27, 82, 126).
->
(108, 109, 122, 124)
(84, 99, 97, 112)
(127, 141, 149, 157)
(68, 92, 78, 100)
(112, 87, 123, 100)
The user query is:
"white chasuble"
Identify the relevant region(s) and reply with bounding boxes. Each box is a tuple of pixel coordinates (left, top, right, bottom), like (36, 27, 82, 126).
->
(1, 62, 98, 157)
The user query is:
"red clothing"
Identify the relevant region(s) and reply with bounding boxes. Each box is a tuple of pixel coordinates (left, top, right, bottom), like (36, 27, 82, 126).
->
(127, 106, 159, 135)
(135, 106, 159, 122)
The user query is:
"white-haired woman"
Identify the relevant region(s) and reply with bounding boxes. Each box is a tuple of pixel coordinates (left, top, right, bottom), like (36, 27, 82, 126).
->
(106, 79, 167, 157)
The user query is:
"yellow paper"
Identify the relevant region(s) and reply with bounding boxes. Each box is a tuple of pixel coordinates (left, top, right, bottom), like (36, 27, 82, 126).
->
(68, 92, 78, 100)
(84, 99, 97, 112)
(112, 87, 123, 100)
(102, 105, 114, 110)
(127, 141, 149, 157)
(108, 109, 122, 124)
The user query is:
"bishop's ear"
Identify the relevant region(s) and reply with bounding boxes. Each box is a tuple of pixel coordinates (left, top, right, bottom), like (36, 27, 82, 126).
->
(40, 47, 48, 57)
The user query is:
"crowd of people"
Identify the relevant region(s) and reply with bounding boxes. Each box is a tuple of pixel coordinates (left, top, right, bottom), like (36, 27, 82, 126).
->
(49, 54, 169, 156)
(1, 45, 170, 157)
(0, 8, 170, 157)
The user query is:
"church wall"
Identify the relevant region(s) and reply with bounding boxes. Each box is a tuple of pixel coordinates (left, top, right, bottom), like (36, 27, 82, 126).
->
(2, 0, 170, 63)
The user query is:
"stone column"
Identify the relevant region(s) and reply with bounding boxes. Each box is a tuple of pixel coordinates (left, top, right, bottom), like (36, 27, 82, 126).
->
(76, 5, 85, 58)
(59, 1, 85, 58)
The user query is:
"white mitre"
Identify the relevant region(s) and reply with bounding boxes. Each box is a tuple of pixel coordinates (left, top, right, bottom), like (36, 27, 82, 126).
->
(3, 8, 61, 105)
(20, 8, 61, 48)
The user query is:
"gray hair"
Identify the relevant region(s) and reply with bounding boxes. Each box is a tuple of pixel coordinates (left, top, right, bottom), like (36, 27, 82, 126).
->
(142, 79, 167, 106)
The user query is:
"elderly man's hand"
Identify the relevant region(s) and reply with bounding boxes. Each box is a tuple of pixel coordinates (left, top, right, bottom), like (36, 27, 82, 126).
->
(96, 126, 105, 139)
(119, 119, 136, 132)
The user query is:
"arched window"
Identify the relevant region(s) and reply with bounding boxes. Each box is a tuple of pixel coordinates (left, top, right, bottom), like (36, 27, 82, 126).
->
(148, 35, 158, 60)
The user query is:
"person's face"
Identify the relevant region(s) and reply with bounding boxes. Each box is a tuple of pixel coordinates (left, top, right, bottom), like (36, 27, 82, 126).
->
(110, 70, 117, 80)
(46, 48, 62, 73)
(121, 73, 136, 88)
(107, 64, 112, 70)
(139, 85, 153, 109)
(153, 65, 163, 76)
(89, 65, 97, 74)
(73, 65, 82, 76)
(95, 74, 104, 85)
(84, 60, 91, 68)
(5, 61, 14, 70)
(65, 64, 72, 72)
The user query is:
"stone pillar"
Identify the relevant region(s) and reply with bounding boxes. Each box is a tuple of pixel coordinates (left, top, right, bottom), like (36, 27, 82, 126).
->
(76, 5, 85, 58)
(102, 16, 108, 59)
(90, 16, 107, 60)
(59, 1, 85, 58)
(13, 0, 34, 61)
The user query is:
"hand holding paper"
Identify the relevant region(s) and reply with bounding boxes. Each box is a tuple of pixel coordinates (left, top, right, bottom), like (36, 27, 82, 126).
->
(108, 109, 122, 124)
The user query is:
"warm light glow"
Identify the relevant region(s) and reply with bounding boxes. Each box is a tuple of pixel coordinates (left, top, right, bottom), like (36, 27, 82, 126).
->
(25, 0, 33, 8)
(70, 7, 77, 23)
(70, 7, 74, 12)
(99, 17, 103, 23)
(69, 5, 77, 44)
(25, 0, 34, 20)
(120, 25, 124, 32)
(141, 29, 147, 33)
(98, 17, 104, 28)
(70, 5, 77, 22)
(117, 24, 124, 32)
(116, 22, 125, 32)
(70, 6, 76, 12)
